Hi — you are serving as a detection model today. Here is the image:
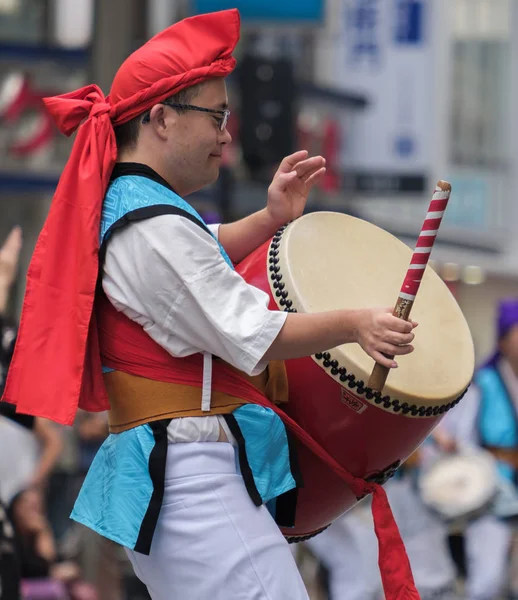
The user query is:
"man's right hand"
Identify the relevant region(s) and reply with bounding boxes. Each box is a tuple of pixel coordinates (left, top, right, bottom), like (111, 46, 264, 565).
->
(354, 307, 417, 369)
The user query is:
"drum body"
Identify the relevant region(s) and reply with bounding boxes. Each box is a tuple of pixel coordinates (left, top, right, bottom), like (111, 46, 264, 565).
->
(236, 212, 474, 539)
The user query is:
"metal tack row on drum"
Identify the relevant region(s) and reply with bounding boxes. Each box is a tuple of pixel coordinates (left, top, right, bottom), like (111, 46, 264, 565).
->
(236, 210, 475, 540)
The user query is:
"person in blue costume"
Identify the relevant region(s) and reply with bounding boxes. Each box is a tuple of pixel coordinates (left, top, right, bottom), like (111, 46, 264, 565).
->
(437, 298, 518, 600)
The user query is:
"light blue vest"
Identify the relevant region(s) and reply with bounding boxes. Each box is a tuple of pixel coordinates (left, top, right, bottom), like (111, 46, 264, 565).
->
(478, 365, 518, 483)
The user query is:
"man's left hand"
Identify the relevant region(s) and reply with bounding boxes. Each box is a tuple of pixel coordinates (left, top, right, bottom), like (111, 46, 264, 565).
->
(266, 151, 326, 228)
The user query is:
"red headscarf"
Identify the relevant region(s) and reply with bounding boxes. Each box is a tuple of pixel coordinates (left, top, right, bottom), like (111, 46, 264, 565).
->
(2, 9, 240, 425)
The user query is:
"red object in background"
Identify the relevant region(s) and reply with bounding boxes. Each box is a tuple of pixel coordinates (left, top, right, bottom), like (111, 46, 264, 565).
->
(295, 113, 342, 193)
(9, 109, 55, 156)
(0, 72, 57, 157)
(0, 73, 36, 122)
(444, 280, 458, 299)
(320, 118, 341, 192)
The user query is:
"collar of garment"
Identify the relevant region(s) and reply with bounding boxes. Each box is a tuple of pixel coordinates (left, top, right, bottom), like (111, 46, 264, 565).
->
(111, 162, 176, 193)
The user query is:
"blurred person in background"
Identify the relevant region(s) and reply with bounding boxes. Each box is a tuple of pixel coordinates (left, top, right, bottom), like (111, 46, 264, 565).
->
(0, 227, 63, 505)
(432, 298, 518, 600)
(306, 441, 459, 600)
(8, 487, 98, 600)
(46, 409, 123, 600)
(72, 411, 124, 600)
(0, 497, 21, 600)
(1, 8, 418, 600)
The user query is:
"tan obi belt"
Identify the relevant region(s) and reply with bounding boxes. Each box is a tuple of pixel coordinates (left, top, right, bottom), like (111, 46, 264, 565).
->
(105, 360, 288, 433)
(485, 446, 518, 470)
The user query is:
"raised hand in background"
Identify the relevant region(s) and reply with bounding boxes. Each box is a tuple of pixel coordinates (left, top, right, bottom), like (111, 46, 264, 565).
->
(0, 227, 22, 315)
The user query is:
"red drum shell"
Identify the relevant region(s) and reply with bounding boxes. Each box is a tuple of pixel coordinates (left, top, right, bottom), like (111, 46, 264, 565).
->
(237, 239, 442, 539)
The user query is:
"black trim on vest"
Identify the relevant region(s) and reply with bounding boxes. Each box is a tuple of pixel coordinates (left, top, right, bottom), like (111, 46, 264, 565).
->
(134, 419, 171, 555)
(223, 414, 304, 526)
(111, 162, 176, 193)
(270, 428, 303, 528)
(223, 414, 262, 507)
(274, 487, 298, 528)
(285, 427, 304, 489)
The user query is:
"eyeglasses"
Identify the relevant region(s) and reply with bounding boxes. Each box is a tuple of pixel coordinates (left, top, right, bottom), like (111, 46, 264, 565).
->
(142, 102, 230, 131)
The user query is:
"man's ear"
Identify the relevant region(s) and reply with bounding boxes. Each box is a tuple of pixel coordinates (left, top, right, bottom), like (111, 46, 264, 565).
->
(148, 104, 171, 140)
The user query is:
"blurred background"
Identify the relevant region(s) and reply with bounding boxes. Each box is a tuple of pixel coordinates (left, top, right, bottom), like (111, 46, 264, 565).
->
(1, 0, 517, 358)
(0, 0, 517, 599)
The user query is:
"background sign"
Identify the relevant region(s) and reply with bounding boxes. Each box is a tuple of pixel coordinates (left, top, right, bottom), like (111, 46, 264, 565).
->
(316, 0, 433, 193)
(192, 0, 324, 23)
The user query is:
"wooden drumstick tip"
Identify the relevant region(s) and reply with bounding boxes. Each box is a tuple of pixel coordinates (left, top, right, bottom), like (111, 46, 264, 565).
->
(436, 180, 451, 192)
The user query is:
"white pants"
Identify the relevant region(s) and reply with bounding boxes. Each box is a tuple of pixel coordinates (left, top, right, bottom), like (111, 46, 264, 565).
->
(126, 442, 309, 600)
(464, 514, 512, 600)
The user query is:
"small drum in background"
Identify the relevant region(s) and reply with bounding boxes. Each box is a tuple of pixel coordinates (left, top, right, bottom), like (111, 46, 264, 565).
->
(418, 450, 499, 523)
(237, 212, 475, 541)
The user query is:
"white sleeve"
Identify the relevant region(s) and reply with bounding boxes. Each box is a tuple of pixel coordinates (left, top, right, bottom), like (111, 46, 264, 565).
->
(102, 215, 286, 375)
(207, 223, 220, 239)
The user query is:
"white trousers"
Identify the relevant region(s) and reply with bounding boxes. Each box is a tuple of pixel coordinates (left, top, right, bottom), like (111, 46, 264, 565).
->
(463, 514, 512, 600)
(126, 442, 309, 600)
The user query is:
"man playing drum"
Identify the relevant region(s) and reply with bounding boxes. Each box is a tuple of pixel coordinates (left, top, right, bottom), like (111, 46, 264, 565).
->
(436, 298, 518, 600)
(2, 9, 418, 600)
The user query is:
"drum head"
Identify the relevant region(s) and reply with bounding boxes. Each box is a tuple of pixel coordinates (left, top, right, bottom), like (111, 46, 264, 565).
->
(270, 212, 474, 409)
(418, 450, 498, 521)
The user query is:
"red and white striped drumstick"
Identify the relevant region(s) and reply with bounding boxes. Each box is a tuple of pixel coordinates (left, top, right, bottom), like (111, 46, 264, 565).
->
(368, 180, 451, 392)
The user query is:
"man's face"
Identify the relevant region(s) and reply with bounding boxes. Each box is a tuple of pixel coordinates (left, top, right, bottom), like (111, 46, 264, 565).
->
(164, 77, 231, 196)
(499, 323, 518, 366)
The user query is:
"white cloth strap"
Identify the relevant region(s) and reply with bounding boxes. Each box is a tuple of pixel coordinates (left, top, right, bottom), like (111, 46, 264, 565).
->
(201, 352, 212, 412)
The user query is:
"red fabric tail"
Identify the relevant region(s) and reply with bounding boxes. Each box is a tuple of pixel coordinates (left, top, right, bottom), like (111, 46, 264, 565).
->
(372, 486, 421, 600)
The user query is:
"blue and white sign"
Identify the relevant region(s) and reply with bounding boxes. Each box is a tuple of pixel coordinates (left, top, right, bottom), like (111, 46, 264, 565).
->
(394, 0, 424, 45)
(346, 0, 381, 66)
(315, 0, 434, 188)
(192, 0, 324, 23)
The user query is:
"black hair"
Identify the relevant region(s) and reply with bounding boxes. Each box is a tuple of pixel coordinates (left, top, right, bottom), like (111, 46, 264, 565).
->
(114, 83, 204, 153)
